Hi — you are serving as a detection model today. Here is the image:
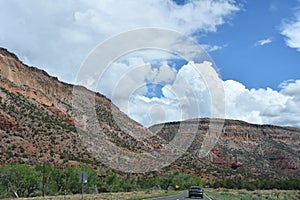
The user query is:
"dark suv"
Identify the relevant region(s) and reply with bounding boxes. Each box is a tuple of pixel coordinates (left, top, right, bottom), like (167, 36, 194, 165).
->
(188, 186, 203, 198)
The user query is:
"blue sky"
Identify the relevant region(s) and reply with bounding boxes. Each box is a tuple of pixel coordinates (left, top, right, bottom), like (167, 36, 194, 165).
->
(0, 0, 299, 127)
(202, 0, 300, 90)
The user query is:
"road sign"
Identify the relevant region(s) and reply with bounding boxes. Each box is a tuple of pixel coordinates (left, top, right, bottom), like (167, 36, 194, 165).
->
(79, 172, 88, 184)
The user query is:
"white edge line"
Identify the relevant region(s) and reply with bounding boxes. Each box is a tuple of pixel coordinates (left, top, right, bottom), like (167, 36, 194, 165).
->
(204, 193, 213, 200)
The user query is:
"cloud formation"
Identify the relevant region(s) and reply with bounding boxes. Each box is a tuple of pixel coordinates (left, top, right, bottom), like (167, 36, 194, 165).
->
(114, 61, 225, 127)
(0, 0, 239, 83)
(201, 44, 227, 52)
(224, 79, 300, 127)
(255, 38, 272, 46)
(96, 55, 300, 128)
(126, 76, 300, 128)
(281, 12, 300, 51)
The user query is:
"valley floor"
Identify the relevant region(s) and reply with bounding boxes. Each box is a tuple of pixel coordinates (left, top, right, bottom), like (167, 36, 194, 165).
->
(2, 190, 181, 200)
(206, 189, 300, 200)
(3, 189, 300, 200)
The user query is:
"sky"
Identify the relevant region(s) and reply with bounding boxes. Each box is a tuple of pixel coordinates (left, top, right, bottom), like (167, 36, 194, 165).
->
(0, 0, 299, 128)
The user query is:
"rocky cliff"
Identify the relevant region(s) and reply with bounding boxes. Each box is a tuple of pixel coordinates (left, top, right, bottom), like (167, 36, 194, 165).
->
(150, 119, 300, 180)
(0, 47, 159, 169)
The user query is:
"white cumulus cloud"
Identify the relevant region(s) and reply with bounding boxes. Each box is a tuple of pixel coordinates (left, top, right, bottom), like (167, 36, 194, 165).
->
(0, 0, 239, 83)
(281, 12, 300, 51)
(224, 79, 300, 127)
(115, 61, 225, 127)
(109, 60, 300, 128)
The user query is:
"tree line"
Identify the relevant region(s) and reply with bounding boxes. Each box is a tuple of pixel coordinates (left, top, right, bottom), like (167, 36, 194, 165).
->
(0, 164, 299, 198)
(212, 176, 300, 191)
(0, 164, 205, 198)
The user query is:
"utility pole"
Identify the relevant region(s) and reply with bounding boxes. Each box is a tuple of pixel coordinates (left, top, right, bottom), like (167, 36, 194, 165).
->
(81, 172, 84, 200)
(79, 172, 88, 200)
(42, 163, 45, 197)
(81, 173, 84, 200)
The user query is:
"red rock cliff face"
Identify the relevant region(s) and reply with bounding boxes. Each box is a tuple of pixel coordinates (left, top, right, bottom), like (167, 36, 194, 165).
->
(0, 47, 160, 169)
(0, 48, 73, 122)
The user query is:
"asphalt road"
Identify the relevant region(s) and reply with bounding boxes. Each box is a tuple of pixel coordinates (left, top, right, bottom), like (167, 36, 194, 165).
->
(145, 191, 211, 200)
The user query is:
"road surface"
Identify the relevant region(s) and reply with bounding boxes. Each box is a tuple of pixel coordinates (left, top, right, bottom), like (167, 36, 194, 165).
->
(145, 191, 212, 200)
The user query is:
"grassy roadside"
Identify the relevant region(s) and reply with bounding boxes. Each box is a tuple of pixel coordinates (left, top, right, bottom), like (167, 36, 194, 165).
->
(3, 190, 182, 200)
(128, 190, 182, 200)
(205, 189, 300, 200)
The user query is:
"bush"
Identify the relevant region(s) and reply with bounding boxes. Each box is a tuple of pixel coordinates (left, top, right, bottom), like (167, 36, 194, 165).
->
(0, 164, 41, 198)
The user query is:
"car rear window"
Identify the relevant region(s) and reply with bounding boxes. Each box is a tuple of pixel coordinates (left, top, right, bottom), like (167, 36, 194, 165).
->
(190, 186, 201, 190)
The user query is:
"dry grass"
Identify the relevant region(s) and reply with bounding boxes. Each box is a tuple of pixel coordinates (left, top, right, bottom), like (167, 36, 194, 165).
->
(5, 190, 179, 200)
(206, 189, 300, 200)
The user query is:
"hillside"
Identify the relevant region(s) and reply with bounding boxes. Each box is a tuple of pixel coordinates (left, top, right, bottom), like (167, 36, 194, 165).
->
(150, 119, 300, 180)
(0, 47, 299, 180)
(0, 47, 160, 170)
